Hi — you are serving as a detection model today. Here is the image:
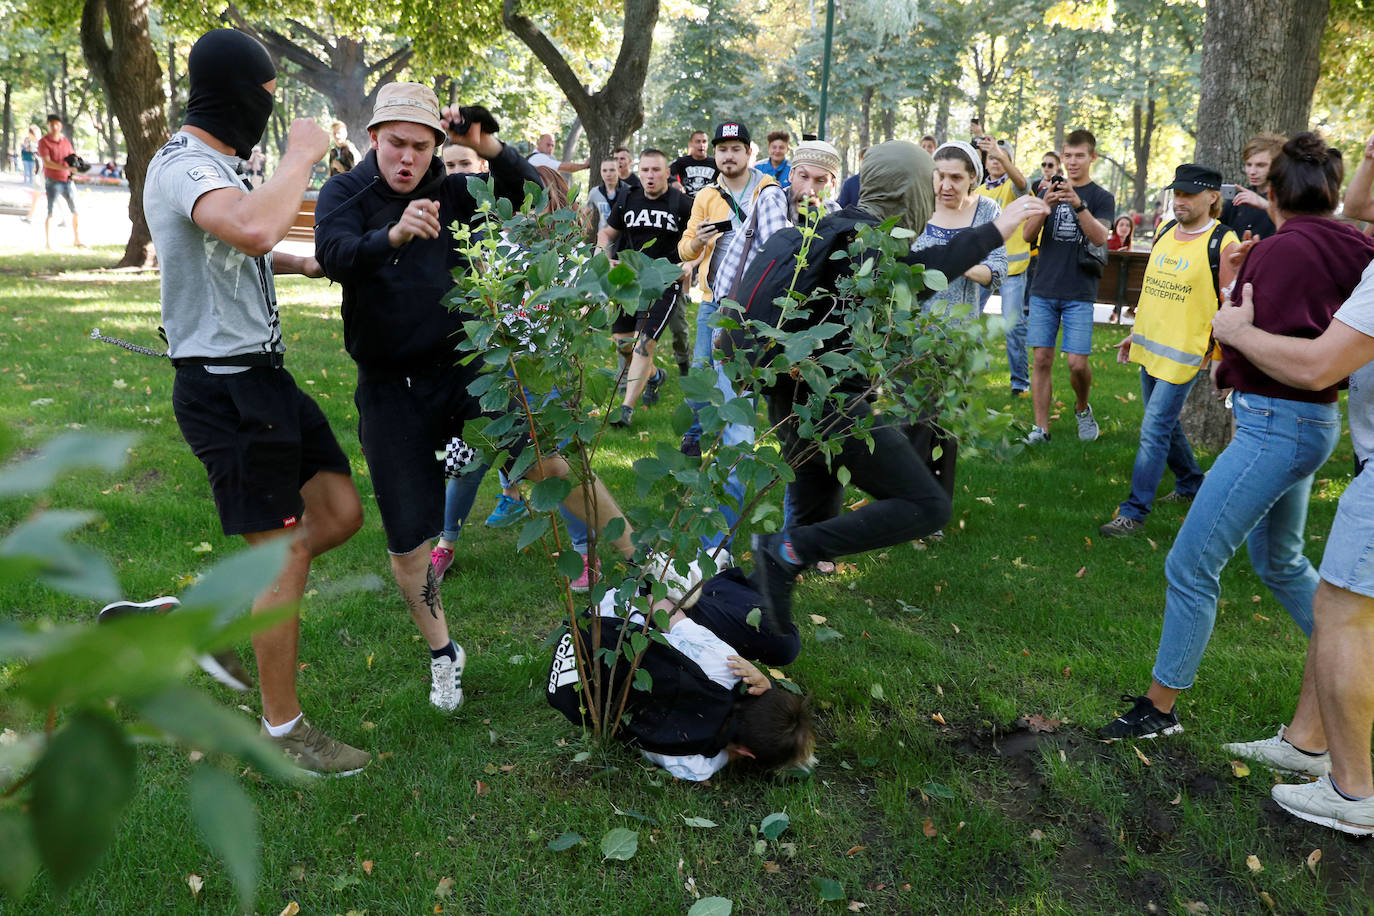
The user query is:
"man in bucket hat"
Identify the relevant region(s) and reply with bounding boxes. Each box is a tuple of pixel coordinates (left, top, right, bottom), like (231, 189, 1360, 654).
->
(313, 83, 541, 713)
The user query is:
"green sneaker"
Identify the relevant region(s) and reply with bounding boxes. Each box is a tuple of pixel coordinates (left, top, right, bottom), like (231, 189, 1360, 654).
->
(265, 718, 371, 778)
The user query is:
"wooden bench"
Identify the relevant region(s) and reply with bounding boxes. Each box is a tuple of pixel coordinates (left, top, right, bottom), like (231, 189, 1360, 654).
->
(1095, 249, 1150, 310)
(284, 197, 316, 244)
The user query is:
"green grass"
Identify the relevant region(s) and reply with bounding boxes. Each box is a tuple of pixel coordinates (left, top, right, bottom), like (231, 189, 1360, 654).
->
(3, 247, 1373, 915)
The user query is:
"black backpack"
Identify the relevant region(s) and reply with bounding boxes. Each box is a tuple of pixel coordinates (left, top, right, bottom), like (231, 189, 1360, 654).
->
(719, 209, 875, 365)
(546, 616, 737, 757)
(1152, 219, 1230, 300)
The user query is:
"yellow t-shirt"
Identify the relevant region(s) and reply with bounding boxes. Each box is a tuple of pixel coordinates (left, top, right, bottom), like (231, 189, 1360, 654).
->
(978, 180, 1031, 276)
(1130, 222, 1238, 384)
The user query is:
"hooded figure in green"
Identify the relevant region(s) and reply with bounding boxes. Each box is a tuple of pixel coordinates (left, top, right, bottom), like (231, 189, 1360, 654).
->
(856, 140, 936, 233)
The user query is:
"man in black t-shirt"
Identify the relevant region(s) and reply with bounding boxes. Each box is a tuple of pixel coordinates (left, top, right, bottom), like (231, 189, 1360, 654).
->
(596, 148, 692, 428)
(670, 129, 721, 195)
(1021, 129, 1114, 445)
(612, 145, 643, 193)
(1219, 133, 1282, 241)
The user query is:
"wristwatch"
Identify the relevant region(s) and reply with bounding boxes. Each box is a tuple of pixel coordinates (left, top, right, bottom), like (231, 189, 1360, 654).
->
(1073, 203, 1087, 213)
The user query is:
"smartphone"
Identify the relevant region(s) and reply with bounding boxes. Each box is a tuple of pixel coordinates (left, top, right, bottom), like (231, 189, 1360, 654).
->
(1221, 183, 1237, 202)
(1050, 174, 1066, 186)
(707, 218, 733, 234)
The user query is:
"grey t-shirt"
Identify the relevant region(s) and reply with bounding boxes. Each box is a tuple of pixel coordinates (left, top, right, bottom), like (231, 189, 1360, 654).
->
(1333, 260, 1374, 464)
(145, 132, 283, 362)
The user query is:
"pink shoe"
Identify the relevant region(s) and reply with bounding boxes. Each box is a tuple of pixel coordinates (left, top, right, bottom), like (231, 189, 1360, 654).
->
(569, 554, 600, 593)
(431, 546, 455, 581)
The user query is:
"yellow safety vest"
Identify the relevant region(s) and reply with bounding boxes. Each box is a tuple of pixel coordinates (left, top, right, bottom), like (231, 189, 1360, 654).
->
(978, 180, 1032, 276)
(1130, 223, 1238, 384)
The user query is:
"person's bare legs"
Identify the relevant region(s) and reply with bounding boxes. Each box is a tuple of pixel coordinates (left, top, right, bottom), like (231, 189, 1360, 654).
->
(1066, 352, 1092, 413)
(527, 455, 634, 559)
(1277, 631, 1329, 752)
(44, 212, 54, 249)
(1031, 346, 1055, 429)
(392, 546, 452, 651)
(1312, 581, 1374, 796)
(621, 336, 659, 409)
(299, 470, 363, 558)
(71, 212, 83, 247)
(1145, 680, 1181, 714)
(243, 527, 311, 727)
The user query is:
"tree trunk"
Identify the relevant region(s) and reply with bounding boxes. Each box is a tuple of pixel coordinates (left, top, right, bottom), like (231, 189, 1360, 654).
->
(2, 81, 11, 170)
(859, 86, 872, 151)
(79, 0, 169, 268)
(1132, 94, 1155, 214)
(562, 117, 582, 161)
(1185, 0, 1331, 452)
(933, 84, 950, 144)
(503, 0, 659, 167)
(166, 41, 180, 127)
(881, 106, 895, 143)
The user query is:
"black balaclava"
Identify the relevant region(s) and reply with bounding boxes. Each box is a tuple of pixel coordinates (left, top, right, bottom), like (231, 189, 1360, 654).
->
(184, 29, 276, 160)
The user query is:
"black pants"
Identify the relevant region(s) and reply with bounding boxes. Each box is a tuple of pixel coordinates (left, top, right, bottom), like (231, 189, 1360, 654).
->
(686, 568, 800, 665)
(770, 395, 952, 564)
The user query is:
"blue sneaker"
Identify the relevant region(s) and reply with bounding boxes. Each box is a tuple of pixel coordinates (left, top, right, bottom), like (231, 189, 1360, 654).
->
(485, 494, 528, 528)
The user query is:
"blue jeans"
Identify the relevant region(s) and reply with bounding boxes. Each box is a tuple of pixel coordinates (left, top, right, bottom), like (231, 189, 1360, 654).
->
(1118, 368, 1206, 522)
(704, 361, 752, 551)
(1026, 295, 1093, 355)
(442, 468, 589, 555)
(684, 299, 720, 442)
(1152, 392, 1340, 690)
(1000, 273, 1029, 391)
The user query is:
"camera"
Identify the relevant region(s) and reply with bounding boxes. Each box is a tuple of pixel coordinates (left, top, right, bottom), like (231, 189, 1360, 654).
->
(1050, 174, 1066, 186)
(1221, 183, 1237, 202)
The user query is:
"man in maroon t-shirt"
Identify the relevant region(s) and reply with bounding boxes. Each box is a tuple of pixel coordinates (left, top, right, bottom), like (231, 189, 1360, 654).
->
(36, 114, 83, 248)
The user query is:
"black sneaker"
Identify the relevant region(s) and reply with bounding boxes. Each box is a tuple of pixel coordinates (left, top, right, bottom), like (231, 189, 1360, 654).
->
(681, 434, 701, 458)
(1098, 694, 1183, 741)
(641, 368, 667, 407)
(749, 532, 799, 634)
(610, 405, 633, 428)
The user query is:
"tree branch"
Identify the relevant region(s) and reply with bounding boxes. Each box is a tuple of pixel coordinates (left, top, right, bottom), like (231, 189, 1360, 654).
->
(502, 0, 591, 111)
(282, 16, 334, 53)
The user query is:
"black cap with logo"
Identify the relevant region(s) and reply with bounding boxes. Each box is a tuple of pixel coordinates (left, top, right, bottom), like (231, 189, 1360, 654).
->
(1165, 163, 1223, 194)
(712, 121, 752, 147)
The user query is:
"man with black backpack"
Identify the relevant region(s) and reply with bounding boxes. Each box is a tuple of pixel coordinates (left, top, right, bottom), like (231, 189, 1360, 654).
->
(738, 141, 1050, 630)
(1098, 163, 1238, 537)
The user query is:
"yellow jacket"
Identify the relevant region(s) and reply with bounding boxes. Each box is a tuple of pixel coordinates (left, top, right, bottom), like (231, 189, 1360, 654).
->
(678, 174, 778, 300)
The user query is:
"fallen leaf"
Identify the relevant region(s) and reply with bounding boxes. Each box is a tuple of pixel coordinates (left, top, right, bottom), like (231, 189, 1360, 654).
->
(935, 683, 944, 696)
(1230, 760, 1250, 778)
(187, 874, 203, 899)
(484, 763, 498, 775)
(1252, 594, 1262, 603)
(848, 903, 867, 912)
(434, 876, 454, 898)
(1062, 666, 1072, 678)
(279, 905, 301, 916)
(475, 780, 490, 795)
(191, 541, 213, 553)
(1029, 829, 1045, 841)
(500, 764, 516, 772)
(922, 818, 937, 838)
(1170, 794, 1181, 806)
(976, 496, 994, 505)
(1075, 565, 1087, 578)
(1133, 745, 1152, 767)
(1259, 890, 1276, 911)
(1018, 714, 1062, 734)
(188, 750, 204, 763)
(362, 860, 373, 875)
(901, 884, 911, 892)
(950, 623, 960, 634)
(1246, 854, 1263, 874)
(931, 712, 946, 725)
(762, 860, 780, 873)
(1253, 612, 1271, 622)
(809, 614, 827, 625)
(1147, 537, 1158, 551)
(1306, 848, 1322, 875)
(844, 845, 867, 857)
(1182, 903, 1209, 914)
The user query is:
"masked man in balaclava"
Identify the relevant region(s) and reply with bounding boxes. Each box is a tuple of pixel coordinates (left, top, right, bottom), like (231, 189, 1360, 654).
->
(312, 84, 541, 714)
(144, 28, 371, 777)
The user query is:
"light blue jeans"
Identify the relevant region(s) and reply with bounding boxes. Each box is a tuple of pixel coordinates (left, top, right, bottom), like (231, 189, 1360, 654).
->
(1000, 273, 1029, 391)
(1119, 368, 1206, 522)
(1152, 392, 1340, 690)
(704, 361, 752, 551)
(443, 468, 588, 555)
(684, 299, 720, 442)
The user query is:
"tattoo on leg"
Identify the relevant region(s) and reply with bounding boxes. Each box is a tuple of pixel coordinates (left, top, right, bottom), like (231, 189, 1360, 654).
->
(422, 564, 441, 619)
(634, 335, 652, 357)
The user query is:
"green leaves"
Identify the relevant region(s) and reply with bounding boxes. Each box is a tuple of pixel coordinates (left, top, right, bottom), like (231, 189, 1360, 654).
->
(680, 815, 719, 828)
(31, 713, 136, 895)
(689, 898, 734, 916)
(529, 476, 573, 513)
(189, 766, 260, 912)
(812, 876, 846, 902)
(547, 831, 583, 851)
(0, 510, 119, 601)
(600, 827, 638, 860)
(760, 812, 790, 841)
(0, 809, 39, 901)
(138, 687, 299, 781)
(0, 429, 135, 497)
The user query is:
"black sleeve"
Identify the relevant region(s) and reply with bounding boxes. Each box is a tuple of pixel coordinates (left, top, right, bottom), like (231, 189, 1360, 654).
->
(900, 222, 1004, 298)
(444, 142, 542, 217)
(607, 192, 628, 232)
(314, 174, 395, 284)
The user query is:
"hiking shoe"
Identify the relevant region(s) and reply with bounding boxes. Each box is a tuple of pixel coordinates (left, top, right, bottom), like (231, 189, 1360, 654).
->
(1157, 490, 1196, 506)
(1099, 516, 1145, 538)
(641, 368, 667, 407)
(196, 649, 254, 692)
(1024, 426, 1050, 445)
(429, 645, 466, 712)
(568, 554, 600, 593)
(681, 434, 701, 458)
(265, 718, 371, 777)
(610, 405, 634, 428)
(1098, 695, 1182, 741)
(431, 546, 455, 582)
(98, 595, 181, 623)
(1076, 406, 1100, 441)
(1222, 725, 1330, 778)
(485, 494, 528, 528)
(1272, 776, 1374, 836)
(749, 533, 799, 634)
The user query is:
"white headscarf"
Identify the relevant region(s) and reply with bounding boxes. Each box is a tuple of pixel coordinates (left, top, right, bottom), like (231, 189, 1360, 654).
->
(932, 140, 984, 189)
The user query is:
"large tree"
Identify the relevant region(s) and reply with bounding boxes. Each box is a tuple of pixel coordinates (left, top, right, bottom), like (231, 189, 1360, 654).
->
(79, 0, 169, 268)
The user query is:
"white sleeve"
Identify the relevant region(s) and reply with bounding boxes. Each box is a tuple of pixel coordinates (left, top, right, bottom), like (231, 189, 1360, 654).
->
(662, 619, 738, 689)
(642, 749, 730, 781)
(1334, 262, 1374, 338)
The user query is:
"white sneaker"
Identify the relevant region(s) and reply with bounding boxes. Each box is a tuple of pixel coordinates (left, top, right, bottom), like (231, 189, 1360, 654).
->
(1272, 775, 1374, 836)
(1024, 426, 1050, 445)
(1076, 406, 1100, 441)
(1222, 725, 1330, 778)
(643, 551, 706, 607)
(429, 645, 466, 712)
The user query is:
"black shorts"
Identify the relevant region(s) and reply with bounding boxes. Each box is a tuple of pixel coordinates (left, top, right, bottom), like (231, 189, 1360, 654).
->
(611, 281, 680, 342)
(172, 366, 351, 537)
(355, 362, 480, 554)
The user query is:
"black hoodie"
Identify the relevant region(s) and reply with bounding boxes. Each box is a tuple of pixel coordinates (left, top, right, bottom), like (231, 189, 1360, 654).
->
(314, 142, 540, 374)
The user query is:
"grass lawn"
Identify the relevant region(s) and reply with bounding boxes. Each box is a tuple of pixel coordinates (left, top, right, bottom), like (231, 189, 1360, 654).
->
(2, 246, 1372, 915)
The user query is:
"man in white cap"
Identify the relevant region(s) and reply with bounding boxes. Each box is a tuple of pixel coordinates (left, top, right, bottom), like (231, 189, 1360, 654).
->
(314, 83, 541, 713)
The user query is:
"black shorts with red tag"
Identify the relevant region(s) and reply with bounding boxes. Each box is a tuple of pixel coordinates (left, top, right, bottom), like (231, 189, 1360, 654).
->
(611, 281, 680, 341)
(172, 366, 351, 536)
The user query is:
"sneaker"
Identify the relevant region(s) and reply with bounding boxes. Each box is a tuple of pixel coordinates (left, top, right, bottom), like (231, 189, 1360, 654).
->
(643, 551, 706, 605)
(429, 645, 467, 712)
(196, 648, 254, 692)
(1272, 775, 1374, 836)
(1157, 490, 1196, 506)
(749, 533, 799, 634)
(568, 554, 601, 593)
(1076, 406, 1100, 442)
(681, 434, 702, 458)
(641, 368, 667, 407)
(485, 494, 528, 528)
(1222, 725, 1330, 778)
(265, 718, 371, 778)
(1099, 515, 1145, 538)
(610, 405, 634, 427)
(1098, 694, 1182, 741)
(1024, 426, 1050, 445)
(1011, 387, 1029, 398)
(98, 595, 180, 624)
(431, 546, 455, 582)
